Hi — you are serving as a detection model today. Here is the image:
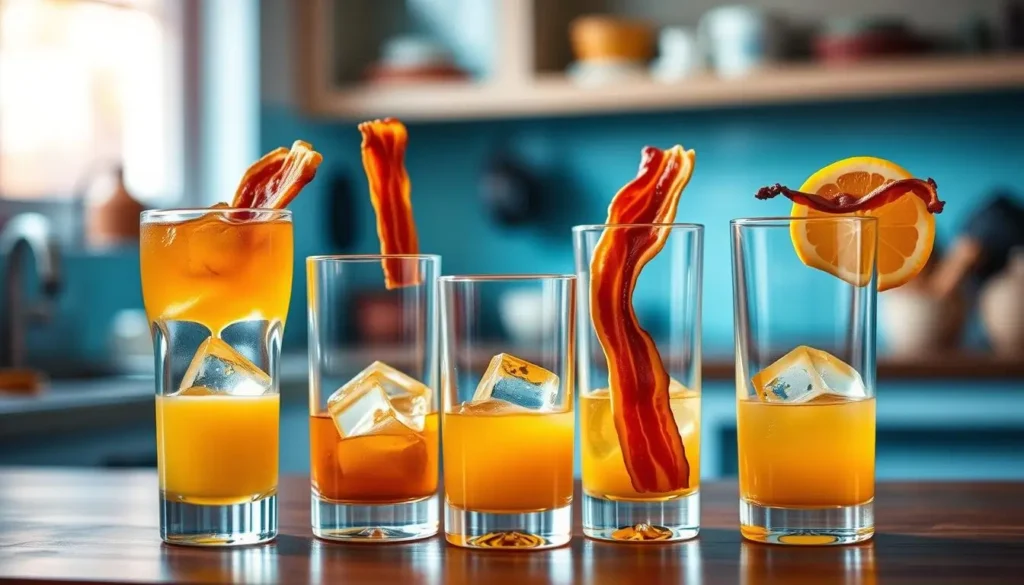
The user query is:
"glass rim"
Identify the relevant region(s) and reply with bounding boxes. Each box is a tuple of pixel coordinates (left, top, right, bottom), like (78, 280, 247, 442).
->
(731, 216, 878, 228)
(141, 208, 293, 222)
(438, 274, 576, 283)
(572, 223, 704, 232)
(307, 253, 441, 263)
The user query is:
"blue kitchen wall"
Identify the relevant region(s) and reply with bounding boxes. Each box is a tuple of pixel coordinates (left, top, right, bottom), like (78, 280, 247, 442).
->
(264, 91, 1024, 352)
(28, 91, 1023, 362)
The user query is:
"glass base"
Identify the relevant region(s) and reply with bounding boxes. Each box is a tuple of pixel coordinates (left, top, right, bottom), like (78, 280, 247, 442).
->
(583, 490, 700, 542)
(740, 498, 874, 545)
(160, 492, 277, 546)
(445, 503, 572, 550)
(311, 492, 438, 542)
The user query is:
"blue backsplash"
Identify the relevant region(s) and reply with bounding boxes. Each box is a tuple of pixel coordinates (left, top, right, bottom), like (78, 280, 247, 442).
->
(35, 91, 1024, 360)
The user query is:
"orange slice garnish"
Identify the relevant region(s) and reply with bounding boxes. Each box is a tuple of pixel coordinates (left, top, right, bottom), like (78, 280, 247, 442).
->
(232, 140, 323, 209)
(789, 157, 938, 291)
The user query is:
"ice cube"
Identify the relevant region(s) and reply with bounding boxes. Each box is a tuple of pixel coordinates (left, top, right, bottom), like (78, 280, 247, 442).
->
(752, 346, 866, 403)
(176, 337, 272, 396)
(354, 361, 431, 419)
(327, 372, 424, 438)
(332, 361, 431, 433)
(472, 353, 559, 410)
(456, 398, 534, 416)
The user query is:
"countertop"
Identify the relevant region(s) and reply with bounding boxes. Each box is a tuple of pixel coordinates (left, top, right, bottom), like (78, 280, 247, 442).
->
(0, 468, 1022, 584)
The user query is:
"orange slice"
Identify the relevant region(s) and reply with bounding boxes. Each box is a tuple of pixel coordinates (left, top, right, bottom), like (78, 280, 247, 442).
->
(791, 156, 935, 291)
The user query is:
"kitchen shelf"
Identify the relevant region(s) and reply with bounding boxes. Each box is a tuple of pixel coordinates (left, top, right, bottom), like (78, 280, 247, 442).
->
(300, 54, 1024, 122)
(323, 346, 1024, 381)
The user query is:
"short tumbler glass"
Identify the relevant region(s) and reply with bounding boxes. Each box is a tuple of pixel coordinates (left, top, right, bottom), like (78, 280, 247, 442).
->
(731, 217, 878, 545)
(307, 254, 441, 542)
(142, 208, 292, 546)
(573, 224, 703, 542)
(439, 274, 576, 550)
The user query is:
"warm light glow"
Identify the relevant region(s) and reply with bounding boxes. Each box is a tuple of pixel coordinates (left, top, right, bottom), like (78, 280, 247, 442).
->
(0, 0, 177, 202)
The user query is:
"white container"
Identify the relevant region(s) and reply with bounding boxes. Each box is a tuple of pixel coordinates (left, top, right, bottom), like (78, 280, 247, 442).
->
(698, 6, 783, 78)
(980, 249, 1024, 356)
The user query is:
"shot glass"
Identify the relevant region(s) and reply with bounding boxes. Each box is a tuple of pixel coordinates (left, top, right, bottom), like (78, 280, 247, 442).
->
(141, 208, 292, 546)
(731, 217, 878, 545)
(307, 254, 441, 542)
(573, 224, 703, 542)
(439, 274, 576, 550)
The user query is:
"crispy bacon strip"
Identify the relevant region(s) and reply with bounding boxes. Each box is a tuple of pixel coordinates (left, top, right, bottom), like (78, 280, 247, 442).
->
(231, 141, 322, 210)
(756, 178, 944, 214)
(592, 145, 695, 493)
(359, 119, 420, 289)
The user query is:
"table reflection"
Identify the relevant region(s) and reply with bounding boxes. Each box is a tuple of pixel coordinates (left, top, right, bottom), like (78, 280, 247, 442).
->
(159, 542, 278, 583)
(741, 540, 876, 585)
(582, 538, 702, 585)
(444, 545, 573, 584)
(309, 538, 442, 585)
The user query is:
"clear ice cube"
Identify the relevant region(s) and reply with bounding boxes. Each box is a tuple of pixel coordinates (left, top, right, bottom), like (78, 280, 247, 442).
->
(472, 353, 559, 411)
(328, 361, 430, 434)
(175, 336, 272, 396)
(354, 361, 431, 420)
(752, 346, 867, 403)
(326, 362, 429, 437)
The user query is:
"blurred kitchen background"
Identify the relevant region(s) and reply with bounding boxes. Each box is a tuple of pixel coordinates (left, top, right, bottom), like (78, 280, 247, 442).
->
(1, 0, 1023, 480)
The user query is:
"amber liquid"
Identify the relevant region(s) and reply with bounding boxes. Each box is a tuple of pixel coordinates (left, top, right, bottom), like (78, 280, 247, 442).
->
(443, 409, 574, 513)
(738, 395, 876, 507)
(156, 394, 279, 505)
(581, 388, 701, 500)
(310, 413, 439, 504)
(140, 214, 293, 332)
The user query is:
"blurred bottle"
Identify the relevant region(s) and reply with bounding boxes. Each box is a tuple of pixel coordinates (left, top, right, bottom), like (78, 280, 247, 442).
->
(85, 164, 144, 248)
(931, 193, 1024, 355)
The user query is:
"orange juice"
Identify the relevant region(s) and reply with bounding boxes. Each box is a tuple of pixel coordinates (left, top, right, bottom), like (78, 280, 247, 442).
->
(156, 394, 279, 505)
(738, 395, 875, 507)
(582, 388, 700, 500)
(443, 409, 574, 512)
(310, 412, 439, 503)
(140, 212, 293, 333)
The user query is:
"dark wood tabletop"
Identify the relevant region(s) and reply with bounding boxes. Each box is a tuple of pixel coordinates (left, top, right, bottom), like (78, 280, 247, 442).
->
(1, 468, 1022, 585)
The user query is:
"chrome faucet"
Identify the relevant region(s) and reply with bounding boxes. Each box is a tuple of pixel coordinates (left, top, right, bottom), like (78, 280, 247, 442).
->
(0, 212, 61, 369)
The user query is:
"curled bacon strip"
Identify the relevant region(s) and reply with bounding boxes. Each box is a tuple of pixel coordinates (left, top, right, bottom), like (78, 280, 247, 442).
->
(359, 119, 420, 289)
(232, 141, 322, 210)
(756, 177, 944, 214)
(591, 145, 695, 493)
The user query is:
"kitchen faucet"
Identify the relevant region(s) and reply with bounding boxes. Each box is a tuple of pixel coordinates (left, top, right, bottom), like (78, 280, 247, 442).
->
(0, 212, 61, 369)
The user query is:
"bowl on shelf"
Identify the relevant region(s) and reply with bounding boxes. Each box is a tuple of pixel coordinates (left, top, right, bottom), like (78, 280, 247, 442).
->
(570, 15, 655, 63)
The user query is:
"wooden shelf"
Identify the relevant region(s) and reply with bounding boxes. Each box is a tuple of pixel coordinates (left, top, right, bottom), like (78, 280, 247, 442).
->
(707, 354, 1024, 381)
(301, 55, 1024, 122)
(326, 346, 1024, 381)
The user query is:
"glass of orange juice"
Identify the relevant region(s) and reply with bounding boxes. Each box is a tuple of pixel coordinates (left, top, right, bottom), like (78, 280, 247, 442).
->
(573, 224, 703, 542)
(438, 275, 576, 550)
(306, 254, 441, 542)
(731, 217, 878, 545)
(141, 208, 292, 546)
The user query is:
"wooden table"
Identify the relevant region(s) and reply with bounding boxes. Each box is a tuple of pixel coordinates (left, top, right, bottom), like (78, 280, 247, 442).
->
(1, 469, 1022, 584)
